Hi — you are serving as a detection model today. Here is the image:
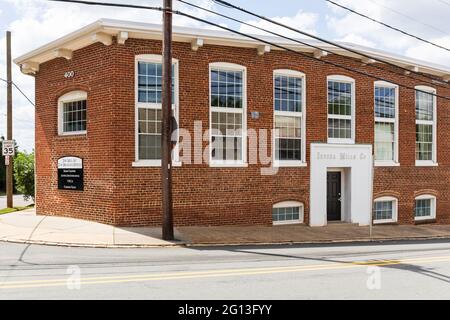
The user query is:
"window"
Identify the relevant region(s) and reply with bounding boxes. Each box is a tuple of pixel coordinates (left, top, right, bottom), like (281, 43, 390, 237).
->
(373, 196, 397, 223)
(414, 195, 436, 220)
(58, 91, 87, 135)
(272, 201, 304, 225)
(273, 70, 306, 166)
(135, 54, 178, 166)
(210, 63, 246, 166)
(415, 86, 437, 165)
(327, 75, 355, 143)
(374, 82, 398, 164)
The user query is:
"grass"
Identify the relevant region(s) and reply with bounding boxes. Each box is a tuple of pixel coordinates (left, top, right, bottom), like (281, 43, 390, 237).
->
(0, 204, 34, 215)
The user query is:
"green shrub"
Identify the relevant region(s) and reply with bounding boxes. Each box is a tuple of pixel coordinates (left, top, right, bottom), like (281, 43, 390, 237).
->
(13, 151, 35, 201)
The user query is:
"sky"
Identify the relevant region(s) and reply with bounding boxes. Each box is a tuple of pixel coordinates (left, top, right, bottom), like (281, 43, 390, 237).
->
(0, 0, 449, 152)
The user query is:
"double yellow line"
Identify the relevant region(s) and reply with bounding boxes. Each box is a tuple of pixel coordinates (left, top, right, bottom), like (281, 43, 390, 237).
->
(1, 255, 450, 290)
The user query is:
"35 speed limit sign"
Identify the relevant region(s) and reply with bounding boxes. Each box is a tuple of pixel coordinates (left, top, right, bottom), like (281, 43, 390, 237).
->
(2, 140, 15, 156)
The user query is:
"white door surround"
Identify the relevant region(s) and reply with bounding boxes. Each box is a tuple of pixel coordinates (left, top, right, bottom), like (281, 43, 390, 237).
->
(310, 143, 373, 227)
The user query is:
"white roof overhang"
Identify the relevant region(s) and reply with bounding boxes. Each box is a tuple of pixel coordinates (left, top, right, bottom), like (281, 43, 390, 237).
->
(14, 18, 450, 81)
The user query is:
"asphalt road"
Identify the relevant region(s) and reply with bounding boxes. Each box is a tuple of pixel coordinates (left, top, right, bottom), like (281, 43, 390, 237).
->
(0, 240, 449, 299)
(0, 195, 33, 209)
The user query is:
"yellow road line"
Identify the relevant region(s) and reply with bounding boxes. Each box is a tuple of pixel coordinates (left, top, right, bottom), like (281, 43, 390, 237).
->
(1, 255, 450, 290)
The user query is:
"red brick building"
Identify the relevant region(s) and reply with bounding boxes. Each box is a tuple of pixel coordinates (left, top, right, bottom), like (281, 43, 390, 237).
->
(15, 19, 450, 227)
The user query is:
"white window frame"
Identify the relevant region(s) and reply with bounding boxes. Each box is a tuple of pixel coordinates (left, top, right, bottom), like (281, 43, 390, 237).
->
(414, 194, 436, 221)
(133, 54, 180, 167)
(273, 69, 307, 167)
(374, 81, 399, 166)
(58, 90, 87, 136)
(415, 85, 437, 167)
(373, 196, 398, 224)
(327, 75, 356, 144)
(272, 201, 304, 225)
(209, 62, 247, 167)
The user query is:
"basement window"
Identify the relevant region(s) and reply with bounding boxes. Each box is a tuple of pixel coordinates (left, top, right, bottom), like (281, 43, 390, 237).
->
(272, 201, 304, 225)
(373, 196, 397, 224)
(414, 195, 436, 220)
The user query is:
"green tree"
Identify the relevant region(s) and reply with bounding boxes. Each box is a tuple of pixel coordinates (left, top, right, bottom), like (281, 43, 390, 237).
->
(13, 151, 35, 201)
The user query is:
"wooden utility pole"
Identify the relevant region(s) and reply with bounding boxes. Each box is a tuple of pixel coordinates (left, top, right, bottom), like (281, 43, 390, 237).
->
(161, 0, 174, 240)
(6, 31, 13, 208)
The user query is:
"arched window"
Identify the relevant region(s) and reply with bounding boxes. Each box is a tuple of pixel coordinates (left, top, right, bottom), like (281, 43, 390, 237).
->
(273, 69, 306, 167)
(373, 196, 398, 223)
(415, 194, 436, 220)
(272, 201, 304, 225)
(374, 81, 399, 165)
(327, 75, 355, 144)
(134, 54, 179, 166)
(58, 90, 87, 135)
(415, 85, 437, 166)
(209, 62, 247, 166)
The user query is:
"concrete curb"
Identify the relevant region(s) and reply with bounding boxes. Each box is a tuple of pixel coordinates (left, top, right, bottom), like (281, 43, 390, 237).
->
(0, 238, 187, 248)
(2, 234, 450, 248)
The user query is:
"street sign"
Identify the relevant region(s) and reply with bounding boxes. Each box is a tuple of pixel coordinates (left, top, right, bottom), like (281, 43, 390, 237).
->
(2, 140, 14, 157)
(57, 157, 84, 191)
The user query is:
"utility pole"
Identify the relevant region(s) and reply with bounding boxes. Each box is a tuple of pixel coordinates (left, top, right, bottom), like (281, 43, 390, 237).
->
(6, 31, 13, 209)
(161, 0, 174, 240)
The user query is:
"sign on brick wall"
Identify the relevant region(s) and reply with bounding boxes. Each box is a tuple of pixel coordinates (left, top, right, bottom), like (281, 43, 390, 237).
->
(57, 157, 84, 191)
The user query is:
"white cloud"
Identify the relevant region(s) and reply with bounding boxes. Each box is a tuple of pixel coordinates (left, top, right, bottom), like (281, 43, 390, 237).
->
(239, 10, 318, 38)
(0, 0, 219, 151)
(325, 0, 450, 66)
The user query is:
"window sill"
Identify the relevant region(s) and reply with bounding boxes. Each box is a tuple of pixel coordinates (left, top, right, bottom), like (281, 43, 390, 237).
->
(415, 161, 438, 167)
(209, 162, 248, 168)
(327, 138, 354, 145)
(132, 160, 182, 167)
(57, 132, 87, 137)
(373, 219, 397, 225)
(414, 216, 436, 222)
(374, 161, 400, 167)
(273, 220, 302, 226)
(273, 161, 307, 168)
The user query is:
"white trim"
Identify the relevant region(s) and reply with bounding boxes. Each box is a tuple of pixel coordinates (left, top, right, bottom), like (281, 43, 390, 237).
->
(414, 194, 437, 220)
(57, 90, 88, 136)
(374, 161, 400, 167)
(374, 81, 399, 165)
(272, 69, 306, 166)
(326, 75, 356, 144)
(272, 201, 304, 225)
(373, 196, 398, 224)
(134, 54, 180, 166)
(415, 85, 437, 165)
(209, 62, 247, 167)
(132, 160, 182, 167)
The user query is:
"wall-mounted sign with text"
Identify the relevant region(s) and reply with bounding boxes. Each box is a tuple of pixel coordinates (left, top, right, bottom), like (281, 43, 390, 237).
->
(57, 156, 84, 191)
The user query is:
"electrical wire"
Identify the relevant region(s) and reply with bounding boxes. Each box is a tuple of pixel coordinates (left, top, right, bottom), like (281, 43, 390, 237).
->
(178, 0, 448, 90)
(47, 0, 450, 101)
(325, 0, 450, 52)
(210, 0, 449, 87)
(0, 78, 35, 107)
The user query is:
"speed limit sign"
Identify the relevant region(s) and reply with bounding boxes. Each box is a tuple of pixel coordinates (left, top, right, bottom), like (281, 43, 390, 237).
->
(2, 140, 15, 156)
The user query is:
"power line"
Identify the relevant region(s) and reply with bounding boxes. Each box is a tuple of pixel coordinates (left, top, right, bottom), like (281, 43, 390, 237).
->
(0, 78, 35, 107)
(179, 0, 448, 91)
(325, 0, 450, 52)
(47, 0, 450, 101)
(210, 0, 449, 88)
(367, 0, 449, 37)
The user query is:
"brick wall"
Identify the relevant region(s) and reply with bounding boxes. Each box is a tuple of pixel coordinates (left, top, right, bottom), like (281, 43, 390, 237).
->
(34, 37, 450, 226)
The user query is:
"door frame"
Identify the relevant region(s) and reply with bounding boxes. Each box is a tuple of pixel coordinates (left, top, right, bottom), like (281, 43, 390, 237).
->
(327, 168, 345, 222)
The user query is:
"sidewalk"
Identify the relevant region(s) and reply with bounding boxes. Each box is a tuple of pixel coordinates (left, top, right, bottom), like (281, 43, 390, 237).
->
(1, 209, 450, 247)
